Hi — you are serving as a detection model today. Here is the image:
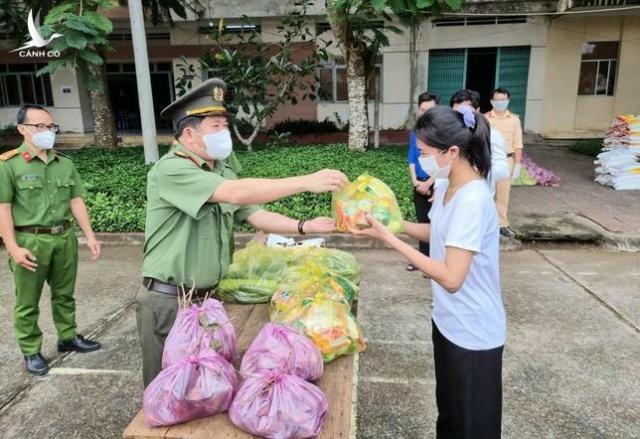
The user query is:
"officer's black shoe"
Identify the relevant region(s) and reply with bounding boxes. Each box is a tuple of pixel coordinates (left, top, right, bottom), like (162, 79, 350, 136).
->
(58, 335, 101, 353)
(25, 353, 49, 376)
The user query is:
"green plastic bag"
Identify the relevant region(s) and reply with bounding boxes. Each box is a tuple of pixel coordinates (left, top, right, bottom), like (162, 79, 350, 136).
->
(217, 278, 280, 304)
(219, 242, 291, 303)
(511, 167, 537, 187)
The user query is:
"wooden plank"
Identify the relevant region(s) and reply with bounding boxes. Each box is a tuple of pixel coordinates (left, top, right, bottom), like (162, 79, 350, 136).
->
(123, 410, 170, 439)
(235, 304, 270, 355)
(223, 303, 256, 349)
(124, 303, 356, 439)
(316, 355, 356, 438)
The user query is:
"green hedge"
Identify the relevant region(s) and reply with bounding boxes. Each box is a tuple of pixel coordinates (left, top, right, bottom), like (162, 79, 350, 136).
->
(69, 144, 415, 232)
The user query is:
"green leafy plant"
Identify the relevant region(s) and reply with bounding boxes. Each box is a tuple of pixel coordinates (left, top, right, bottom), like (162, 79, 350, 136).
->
(0, 124, 19, 135)
(174, 56, 198, 98)
(200, 0, 331, 151)
(68, 143, 418, 232)
(39, 0, 115, 91)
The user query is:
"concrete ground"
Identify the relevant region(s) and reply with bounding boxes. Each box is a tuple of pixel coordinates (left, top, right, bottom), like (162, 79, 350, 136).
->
(0, 245, 639, 438)
(510, 145, 640, 246)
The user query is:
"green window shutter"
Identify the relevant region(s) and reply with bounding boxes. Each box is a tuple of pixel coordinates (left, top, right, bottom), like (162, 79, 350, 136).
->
(496, 46, 531, 124)
(427, 49, 466, 104)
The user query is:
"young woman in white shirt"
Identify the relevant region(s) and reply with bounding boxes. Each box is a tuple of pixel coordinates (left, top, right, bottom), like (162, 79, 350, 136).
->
(350, 105, 506, 439)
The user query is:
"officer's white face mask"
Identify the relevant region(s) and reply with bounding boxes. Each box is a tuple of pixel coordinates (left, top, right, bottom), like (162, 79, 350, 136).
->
(194, 128, 233, 161)
(30, 130, 56, 150)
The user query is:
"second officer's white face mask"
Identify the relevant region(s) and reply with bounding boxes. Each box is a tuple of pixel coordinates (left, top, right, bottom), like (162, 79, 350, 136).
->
(31, 131, 56, 150)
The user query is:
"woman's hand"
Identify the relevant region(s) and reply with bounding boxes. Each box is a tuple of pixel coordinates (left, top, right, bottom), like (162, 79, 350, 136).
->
(304, 217, 336, 234)
(347, 214, 392, 242)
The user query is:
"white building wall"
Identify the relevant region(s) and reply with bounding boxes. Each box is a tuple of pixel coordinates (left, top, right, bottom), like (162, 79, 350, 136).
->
(316, 17, 551, 131)
(0, 68, 88, 133)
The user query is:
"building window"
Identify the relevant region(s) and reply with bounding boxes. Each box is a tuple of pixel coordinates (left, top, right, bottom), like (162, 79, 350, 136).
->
(318, 58, 382, 102)
(0, 63, 54, 107)
(578, 41, 619, 96)
(106, 62, 173, 73)
(431, 16, 527, 27)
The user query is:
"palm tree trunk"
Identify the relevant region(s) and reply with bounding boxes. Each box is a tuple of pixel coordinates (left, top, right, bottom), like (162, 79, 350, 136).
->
(327, 0, 368, 151)
(346, 53, 369, 151)
(87, 62, 118, 149)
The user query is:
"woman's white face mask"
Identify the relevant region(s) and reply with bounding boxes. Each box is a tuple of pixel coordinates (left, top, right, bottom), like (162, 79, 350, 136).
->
(419, 150, 451, 179)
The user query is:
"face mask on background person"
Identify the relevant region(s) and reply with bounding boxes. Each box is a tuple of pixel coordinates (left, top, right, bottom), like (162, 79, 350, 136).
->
(491, 100, 509, 112)
(30, 130, 56, 150)
(419, 151, 451, 179)
(195, 129, 233, 160)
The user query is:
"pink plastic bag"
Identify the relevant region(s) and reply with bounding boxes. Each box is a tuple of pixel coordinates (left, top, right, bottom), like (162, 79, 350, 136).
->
(199, 298, 238, 363)
(162, 299, 237, 368)
(240, 322, 324, 381)
(229, 370, 328, 439)
(143, 349, 239, 427)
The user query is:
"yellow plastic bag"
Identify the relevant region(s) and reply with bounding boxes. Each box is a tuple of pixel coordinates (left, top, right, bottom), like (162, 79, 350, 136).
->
(270, 292, 366, 362)
(332, 174, 404, 234)
(282, 262, 359, 303)
(290, 247, 361, 284)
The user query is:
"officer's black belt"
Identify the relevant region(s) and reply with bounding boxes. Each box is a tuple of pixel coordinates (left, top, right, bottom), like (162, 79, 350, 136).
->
(143, 277, 216, 297)
(15, 221, 72, 235)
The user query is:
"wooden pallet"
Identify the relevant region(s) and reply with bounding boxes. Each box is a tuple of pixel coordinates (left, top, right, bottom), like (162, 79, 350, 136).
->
(123, 303, 357, 438)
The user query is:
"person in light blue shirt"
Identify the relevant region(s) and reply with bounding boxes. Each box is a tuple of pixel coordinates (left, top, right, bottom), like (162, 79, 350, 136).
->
(406, 92, 439, 273)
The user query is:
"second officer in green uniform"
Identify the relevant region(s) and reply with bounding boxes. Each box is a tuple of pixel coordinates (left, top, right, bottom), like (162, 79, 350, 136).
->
(137, 78, 348, 386)
(0, 105, 102, 376)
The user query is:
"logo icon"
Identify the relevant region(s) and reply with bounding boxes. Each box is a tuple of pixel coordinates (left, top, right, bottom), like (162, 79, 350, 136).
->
(213, 86, 225, 102)
(11, 9, 63, 53)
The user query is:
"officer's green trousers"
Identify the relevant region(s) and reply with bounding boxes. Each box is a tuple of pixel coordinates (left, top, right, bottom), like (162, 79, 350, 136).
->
(135, 286, 178, 387)
(9, 229, 78, 355)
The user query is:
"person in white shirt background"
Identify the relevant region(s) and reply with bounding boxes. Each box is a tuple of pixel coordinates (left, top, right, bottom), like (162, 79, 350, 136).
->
(349, 105, 506, 439)
(450, 89, 510, 198)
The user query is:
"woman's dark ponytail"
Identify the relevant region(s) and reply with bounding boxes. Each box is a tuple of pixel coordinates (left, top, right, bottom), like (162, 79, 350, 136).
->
(415, 106, 492, 179)
(466, 112, 492, 179)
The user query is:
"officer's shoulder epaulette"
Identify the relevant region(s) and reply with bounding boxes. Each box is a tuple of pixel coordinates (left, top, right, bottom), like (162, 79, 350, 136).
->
(0, 148, 20, 162)
(54, 150, 73, 160)
(173, 150, 200, 166)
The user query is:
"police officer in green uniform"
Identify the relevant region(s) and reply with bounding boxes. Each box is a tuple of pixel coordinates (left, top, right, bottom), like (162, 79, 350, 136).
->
(0, 105, 102, 376)
(137, 78, 348, 386)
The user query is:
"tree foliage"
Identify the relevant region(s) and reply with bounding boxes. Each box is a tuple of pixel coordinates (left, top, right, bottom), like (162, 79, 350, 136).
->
(197, 0, 331, 151)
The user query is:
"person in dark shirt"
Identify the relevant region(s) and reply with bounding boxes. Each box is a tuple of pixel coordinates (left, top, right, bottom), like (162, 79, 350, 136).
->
(406, 92, 439, 274)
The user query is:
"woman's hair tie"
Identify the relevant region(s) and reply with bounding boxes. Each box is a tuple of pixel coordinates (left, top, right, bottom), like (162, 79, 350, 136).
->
(456, 105, 476, 130)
